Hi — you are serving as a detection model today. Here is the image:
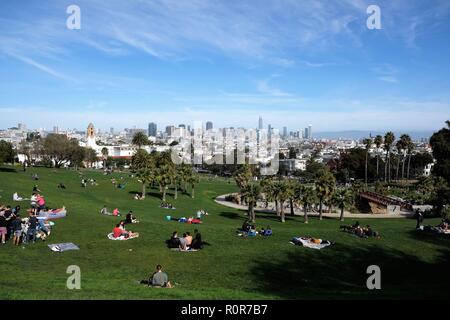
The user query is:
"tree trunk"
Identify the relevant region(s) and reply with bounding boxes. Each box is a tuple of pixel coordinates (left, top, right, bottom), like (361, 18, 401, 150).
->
(275, 200, 280, 216)
(396, 156, 400, 181)
(248, 203, 252, 220)
(407, 154, 412, 180)
(376, 153, 379, 181)
(319, 199, 323, 220)
(191, 186, 195, 199)
(340, 207, 344, 221)
(401, 154, 405, 180)
(174, 185, 178, 200)
(365, 151, 368, 186)
(280, 206, 285, 223)
(290, 199, 295, 216)
(162, 186, 166, 201)
(304, 205, 309, 224)
(141, 183, 146, 199)
(384, 153, 388, 182)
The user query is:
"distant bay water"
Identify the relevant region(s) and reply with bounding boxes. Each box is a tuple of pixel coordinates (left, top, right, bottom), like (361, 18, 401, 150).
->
(313, 130, 434, 140)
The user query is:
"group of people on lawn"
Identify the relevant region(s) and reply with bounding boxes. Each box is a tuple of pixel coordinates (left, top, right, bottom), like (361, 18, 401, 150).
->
(340, 221, 380, 238)
(1, 185, 54, 245)
(237, 219, 273, 237)
(167, 229, 204, 250)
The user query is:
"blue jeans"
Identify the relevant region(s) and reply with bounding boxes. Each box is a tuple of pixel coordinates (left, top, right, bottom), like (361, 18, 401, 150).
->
(27, 228, 36, 242)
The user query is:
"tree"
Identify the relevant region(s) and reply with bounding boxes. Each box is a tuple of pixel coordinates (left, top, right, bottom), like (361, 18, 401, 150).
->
(430, 120, 450, 183)
(84, 148, 98, 168)
(384, 132, 395, 182)
(315, 170, 336, 220)
(132, 132, 149, 150)
(0, 140, 15, 165)
(41, 134, 80, 168)
(186, 172, 200, 199)
(332, 188, 353, 221)
(131, 149, 156, 199)
(101, 147, 109, 169)
(274, 181, 289, 223)
(363, 138, 372, 186)
(374, 135, 383, 181)
(395, 139, 405, 181)
(406, 138, 415, 180)
(241, 183, 261, 223)
(298, 186, 317, 224)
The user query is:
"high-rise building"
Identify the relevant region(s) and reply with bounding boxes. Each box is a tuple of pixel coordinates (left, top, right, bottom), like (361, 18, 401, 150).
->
(206, 121, 213, 131)
(148, 122, 157, 137)
(179, 124, 186, 129)
(308, 125, 312, 140)
(53, 126, 59, 134)
(283, 126, 288, 138)
(165, 125, 175, 136)
(258, 116, 263, 130)
(304, 127, 309, 139)
(110, 127, 114, 135)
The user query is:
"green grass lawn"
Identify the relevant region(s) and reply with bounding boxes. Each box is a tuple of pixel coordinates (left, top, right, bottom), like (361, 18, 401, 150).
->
(0, 166, 449, 299)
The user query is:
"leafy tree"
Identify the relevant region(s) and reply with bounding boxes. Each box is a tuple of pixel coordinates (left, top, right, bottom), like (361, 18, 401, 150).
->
(0, 140, 15, 165)
(430, 120, 450, 183)
(131, 149, 156, 199)
(84, 148, 98, 168)
(101, 147, 109, 169)
(41, 134, 80, 168)
(363, 138, 372, 186)
(298, 186, 317, 224)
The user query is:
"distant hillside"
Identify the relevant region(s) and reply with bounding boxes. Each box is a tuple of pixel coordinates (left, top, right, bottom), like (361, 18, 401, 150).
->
(313, 130, 434, 141)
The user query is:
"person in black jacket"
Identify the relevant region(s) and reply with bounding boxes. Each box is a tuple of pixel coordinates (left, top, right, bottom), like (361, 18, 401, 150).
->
(191, 229, 203, 249)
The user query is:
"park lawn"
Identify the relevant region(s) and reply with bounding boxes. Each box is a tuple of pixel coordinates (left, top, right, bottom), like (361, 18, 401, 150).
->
(0, 166, 449, 300)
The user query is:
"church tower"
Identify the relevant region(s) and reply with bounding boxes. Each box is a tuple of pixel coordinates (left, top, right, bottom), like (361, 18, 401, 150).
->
(86, 123, 97, 148)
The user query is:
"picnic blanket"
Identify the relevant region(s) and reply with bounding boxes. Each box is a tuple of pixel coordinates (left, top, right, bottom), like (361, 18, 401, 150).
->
(48, 243, 79, 252)
(38, 208, 67, 220)
(160, 206, 176, 210)
(290, 237, 332, 250)
(107, 232, 139, 241)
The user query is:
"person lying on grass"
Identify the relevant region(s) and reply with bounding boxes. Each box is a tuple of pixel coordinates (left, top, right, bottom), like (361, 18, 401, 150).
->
(140, 264, 173, 288)
(340, 223, 380, 239)
(100, 205, 112, 215)
(160, 202, 174, 209)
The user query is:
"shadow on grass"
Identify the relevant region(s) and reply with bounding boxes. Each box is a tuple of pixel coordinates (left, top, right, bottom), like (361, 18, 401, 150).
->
(250, 242, 450, 299)
(219, 212, 242, 220)
(407, 229, 450, 247)
(0, 167, 17, 173)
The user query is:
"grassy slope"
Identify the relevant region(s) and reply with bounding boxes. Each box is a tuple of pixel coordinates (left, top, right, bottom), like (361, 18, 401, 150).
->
(0, 167, 449, 300)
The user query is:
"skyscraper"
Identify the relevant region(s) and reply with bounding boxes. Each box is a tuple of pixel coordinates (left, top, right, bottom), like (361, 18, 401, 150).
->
(308, 124, 312, 140)
(304, 127, 309, 139)
(148, 122, 157, 137)
(206, 121, 213, 131)
(258, 116, 263, 130)
(283, 126, 288, 138)
(179, 124, 186, 129)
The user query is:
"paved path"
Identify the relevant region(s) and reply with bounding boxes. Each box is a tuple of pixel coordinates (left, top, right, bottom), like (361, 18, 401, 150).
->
(215, 194, 414, 219)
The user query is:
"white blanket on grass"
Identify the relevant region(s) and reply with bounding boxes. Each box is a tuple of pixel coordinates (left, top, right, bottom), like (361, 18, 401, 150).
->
(107, 232, 139, 240)
(290, 237, 332, 250)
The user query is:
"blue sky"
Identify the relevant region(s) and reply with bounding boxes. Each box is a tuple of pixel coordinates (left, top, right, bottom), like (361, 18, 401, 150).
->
(1, 0, 450, 132)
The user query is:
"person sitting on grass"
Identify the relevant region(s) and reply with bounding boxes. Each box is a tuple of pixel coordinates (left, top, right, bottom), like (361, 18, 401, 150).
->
(112, 208, 120, 216)
(133, 193, 143, 200)
(167, 231, 180, 248)
(0, 213, 7, 244)
(241, 219, 253, 232)
(185, 232, 193, 247)
(57, 182, 66, 189)
(13, 192, 23, 201)
(141, 265, 173, 288)
(260, 226, 273, 237)
(191, 229, 203, 249)
(125, 211, 139, 224)
(112, 223, 138, 239)
(179, 233, 188, 251)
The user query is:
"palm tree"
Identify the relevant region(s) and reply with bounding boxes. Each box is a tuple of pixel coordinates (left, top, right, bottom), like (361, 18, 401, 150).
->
(374, 135, 383, 181)
(275, 181, 289, 223)
(234, 164, 253, 204)
(299, 186, 317, 224)
(101, 147, 109, 169)
(187, 173, 200, 199)
(395, 139, 404, 181)
(286, 180, 298, 216)
(157, 165, 173, 201)
(399, 134, 412, 180)
(315, 170, 336, 220)
(363, 138, 372, 187)
(406, 138, 414, 180)
(132, 132, 149, 150)
(131, 149, 155, 199)
(332, 188, 354, 221)
(241, 183, 261, 223)
(384, 132, 395, 182)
